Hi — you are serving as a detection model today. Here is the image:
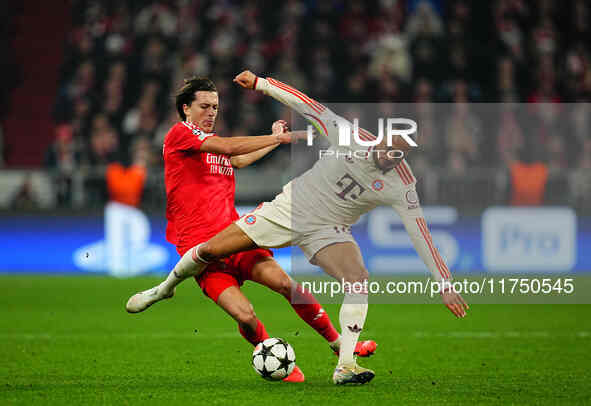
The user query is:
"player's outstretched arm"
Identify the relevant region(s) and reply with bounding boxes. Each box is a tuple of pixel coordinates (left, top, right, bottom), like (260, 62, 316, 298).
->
(231, 120, 286, 169)
(200, 121, 292, 156)
(231, 129, 308, 168)
(234, 70, 327, 118)
(393, 203, 469, 318)
(234, 70, 333, 140)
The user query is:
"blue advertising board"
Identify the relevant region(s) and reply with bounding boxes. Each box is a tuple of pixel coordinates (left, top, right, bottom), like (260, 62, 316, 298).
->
(0, 205, 589, 275)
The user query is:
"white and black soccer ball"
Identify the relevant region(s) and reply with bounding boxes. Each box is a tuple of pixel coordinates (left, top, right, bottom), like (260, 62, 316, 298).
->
(252, 338, 296, 381)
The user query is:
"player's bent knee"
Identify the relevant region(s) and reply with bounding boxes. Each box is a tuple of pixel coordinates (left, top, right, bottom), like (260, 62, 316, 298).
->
(342, 268, 369, 285)
(275, 276, 293, 298)
(198, 242, 222, 262)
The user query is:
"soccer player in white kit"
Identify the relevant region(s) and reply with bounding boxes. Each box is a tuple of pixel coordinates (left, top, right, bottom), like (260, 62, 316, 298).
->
(128, 71, 468, 385)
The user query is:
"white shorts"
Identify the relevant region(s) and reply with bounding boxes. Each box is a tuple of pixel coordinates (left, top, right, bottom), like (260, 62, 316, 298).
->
(235, 197, 357, 261)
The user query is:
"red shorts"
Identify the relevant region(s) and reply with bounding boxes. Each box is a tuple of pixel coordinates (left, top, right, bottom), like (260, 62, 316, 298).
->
(176, 247, 273, 303)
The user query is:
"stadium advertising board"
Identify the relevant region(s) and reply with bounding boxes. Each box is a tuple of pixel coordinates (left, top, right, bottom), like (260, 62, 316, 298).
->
(0, 206, 588, 275)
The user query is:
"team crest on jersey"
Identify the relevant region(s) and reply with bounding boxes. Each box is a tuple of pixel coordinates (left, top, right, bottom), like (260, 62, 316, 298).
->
(372, 179, 384, 191)
(245, 215, 257, 225)
(192, 128, 201, 136)
(406, 190, 419, 209)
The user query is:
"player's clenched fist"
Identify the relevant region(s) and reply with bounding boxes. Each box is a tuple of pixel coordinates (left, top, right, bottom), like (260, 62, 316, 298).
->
(272, 120, 288, 135)
(233, 70, 257, 89)
(272, 120, 293, 144)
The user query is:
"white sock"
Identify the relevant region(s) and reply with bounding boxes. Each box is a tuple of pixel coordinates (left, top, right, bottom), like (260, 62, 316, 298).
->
(159, 243, 209, 294)
(329, 336, 342, 352)
(337, 291, 368, 367)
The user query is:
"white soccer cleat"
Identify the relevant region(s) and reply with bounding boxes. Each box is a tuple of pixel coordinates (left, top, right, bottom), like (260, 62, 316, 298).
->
(126, 285, 175, 313)
(332, 363, 375, 385)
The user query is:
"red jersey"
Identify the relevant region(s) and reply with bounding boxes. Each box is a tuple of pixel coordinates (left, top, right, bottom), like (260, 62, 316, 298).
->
(163, 121, 239, 251)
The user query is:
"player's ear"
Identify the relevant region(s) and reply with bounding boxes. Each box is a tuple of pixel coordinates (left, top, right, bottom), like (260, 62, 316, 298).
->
(183, 103, 191, 118)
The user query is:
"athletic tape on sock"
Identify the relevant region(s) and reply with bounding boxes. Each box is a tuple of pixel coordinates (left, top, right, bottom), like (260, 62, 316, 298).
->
(192, 243, 211, 264)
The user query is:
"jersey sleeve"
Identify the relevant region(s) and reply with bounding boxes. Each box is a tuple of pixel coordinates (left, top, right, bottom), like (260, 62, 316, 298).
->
(171, 123, 214, 152)
(255, 77, 340, 145)
(255, 77, 378, 149)
(390, 201, 452, 283)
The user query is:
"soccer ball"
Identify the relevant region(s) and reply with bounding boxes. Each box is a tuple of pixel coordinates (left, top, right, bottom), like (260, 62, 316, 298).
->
(252, 338, 296, 380)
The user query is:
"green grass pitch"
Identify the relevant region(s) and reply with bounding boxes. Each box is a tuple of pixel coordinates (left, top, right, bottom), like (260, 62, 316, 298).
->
(1, 275, 590, 405)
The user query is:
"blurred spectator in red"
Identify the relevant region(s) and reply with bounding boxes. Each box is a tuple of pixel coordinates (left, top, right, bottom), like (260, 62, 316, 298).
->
(339, 0, 371, 44)
(509, 144, 548, 206)
(106, 137, 151, 208)
(45, 124, 78, 170)
(44, 124, 80, 205)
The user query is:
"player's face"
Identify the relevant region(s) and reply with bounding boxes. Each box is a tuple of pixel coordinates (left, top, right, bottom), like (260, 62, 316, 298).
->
(185, 91, 219, 132)
(373, 138, 402, 172)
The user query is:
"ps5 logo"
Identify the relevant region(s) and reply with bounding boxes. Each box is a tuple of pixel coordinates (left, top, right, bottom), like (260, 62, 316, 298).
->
(73, 202, 168, 277)
(365, 206, 459, 273)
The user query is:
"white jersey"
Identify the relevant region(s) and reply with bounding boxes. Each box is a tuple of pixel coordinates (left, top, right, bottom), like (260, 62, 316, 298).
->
(256, 77, 418, 230)
(290, 149, 417, 228)
(246, 77, 451, 281)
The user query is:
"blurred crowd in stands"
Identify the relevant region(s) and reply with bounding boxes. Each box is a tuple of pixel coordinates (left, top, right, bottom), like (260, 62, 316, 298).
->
(35, 0, 591, 207)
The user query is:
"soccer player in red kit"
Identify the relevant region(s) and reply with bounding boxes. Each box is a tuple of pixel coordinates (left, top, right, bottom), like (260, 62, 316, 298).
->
(127, 77, 376, 382)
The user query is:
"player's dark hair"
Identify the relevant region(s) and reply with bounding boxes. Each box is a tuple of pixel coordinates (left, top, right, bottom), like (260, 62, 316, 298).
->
(175, 77, 217, 121)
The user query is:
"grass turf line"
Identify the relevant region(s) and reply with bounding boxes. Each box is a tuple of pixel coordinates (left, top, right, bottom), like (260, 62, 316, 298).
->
(0, 275, 590, 405)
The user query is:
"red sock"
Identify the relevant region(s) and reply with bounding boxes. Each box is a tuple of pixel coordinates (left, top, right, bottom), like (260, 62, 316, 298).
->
(239, 318, 270, 346)
(290, 284, 340, 343)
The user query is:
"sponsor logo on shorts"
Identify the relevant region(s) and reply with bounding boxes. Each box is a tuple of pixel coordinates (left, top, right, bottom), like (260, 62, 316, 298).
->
(334, 225, 352, 234)
(372, 179, 384, 191)
(245, 215, 257, 225)
(406, 189, 419, 209)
